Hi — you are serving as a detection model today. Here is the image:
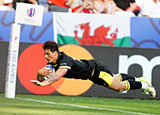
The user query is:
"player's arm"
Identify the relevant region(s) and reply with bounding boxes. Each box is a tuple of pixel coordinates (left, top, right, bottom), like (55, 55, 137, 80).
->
(37, 65, 51, 77)
(31, 68, 68, 86)
(36, 66, 53, 82)
(40, 68, 68, 86)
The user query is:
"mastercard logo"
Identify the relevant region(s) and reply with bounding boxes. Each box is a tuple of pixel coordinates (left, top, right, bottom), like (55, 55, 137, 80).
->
(18, 44, 93, 96)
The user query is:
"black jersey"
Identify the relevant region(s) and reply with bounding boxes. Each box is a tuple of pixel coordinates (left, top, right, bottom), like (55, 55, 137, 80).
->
(48, 52, 94, 80)
(48, 52, 113, 81)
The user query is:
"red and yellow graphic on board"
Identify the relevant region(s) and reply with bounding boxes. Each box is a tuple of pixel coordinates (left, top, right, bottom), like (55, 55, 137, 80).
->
(18, 44, 93, 96)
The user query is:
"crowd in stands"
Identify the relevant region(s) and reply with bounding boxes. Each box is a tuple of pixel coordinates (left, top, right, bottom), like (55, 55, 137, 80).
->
(0, 0, 160, 18)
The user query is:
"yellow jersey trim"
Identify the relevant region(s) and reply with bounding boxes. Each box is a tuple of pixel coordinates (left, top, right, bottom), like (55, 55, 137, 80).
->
(59, 66, 71, 69)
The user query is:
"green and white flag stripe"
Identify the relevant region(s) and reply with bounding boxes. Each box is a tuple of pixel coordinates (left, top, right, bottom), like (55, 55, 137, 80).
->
(54, 12, 131, 47)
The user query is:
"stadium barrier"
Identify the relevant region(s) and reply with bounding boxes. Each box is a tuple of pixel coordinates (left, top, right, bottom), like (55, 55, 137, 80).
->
(0, 11, 160, 48)
(0, 11, 160, 99)
(0, 42, 160, 99)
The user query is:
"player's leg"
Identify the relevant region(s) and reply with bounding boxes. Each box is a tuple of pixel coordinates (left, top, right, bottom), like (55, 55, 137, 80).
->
(96, 71, 127, 92)
(91, 60, 156, 97)
(114, 73, 156, 97)
(94, 71, 141, 92)
(138, 77, 156, 97)
(106, 74, 141, 92)
(107, 75, 126, 92)
(114, 73, 142, 90)
(116, 73, 135, 81)
(97, 72, 156, 97)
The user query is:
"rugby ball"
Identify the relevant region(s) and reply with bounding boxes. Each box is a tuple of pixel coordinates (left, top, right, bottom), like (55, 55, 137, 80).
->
(37, 64, 55, 82)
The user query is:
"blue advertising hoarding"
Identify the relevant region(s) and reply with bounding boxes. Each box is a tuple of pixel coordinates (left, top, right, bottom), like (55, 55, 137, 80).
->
(0, 11, 53, 43)
(131, 17, 160, 49)
(0, 11, 160, 48)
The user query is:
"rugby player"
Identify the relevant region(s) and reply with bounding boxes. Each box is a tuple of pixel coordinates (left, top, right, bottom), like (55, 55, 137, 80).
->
(31, 41, 156, 97)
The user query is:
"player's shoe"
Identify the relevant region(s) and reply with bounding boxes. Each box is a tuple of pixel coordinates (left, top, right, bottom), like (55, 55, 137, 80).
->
(138, 77, 156, 98)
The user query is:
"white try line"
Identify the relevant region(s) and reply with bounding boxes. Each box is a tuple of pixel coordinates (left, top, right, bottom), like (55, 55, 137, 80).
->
(16, 97, 155, 115)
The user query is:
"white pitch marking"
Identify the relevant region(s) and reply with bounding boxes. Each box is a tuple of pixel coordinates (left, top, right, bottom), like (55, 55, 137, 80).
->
(16, 97, 155, 115)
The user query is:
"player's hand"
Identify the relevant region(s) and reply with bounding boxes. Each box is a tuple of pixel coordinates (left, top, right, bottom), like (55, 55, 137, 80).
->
(30, 80, 42, 86)
(38, 66, 52, 77)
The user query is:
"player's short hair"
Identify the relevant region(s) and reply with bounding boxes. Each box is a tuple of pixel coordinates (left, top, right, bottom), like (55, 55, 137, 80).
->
(43, 41, 59, 52)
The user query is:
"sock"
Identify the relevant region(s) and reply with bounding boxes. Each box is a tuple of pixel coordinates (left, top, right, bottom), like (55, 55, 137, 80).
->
(120, 73, 135, 81)
(141, 82, 148, 89)
(124, 80, 142, 90)
(135, 77, 141, 82)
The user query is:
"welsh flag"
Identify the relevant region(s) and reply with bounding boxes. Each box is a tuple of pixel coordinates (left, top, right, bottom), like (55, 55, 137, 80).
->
(54, 13, 131, 47)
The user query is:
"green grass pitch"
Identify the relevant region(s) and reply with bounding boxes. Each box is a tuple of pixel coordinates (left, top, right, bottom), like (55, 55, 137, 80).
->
(0, 93, 160, 115)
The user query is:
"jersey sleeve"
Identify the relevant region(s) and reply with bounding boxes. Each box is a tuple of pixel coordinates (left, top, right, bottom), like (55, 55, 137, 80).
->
(59, 58, 72, 70)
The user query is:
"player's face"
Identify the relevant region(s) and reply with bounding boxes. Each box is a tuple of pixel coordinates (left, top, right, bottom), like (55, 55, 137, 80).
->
(44, 49, 57, 63)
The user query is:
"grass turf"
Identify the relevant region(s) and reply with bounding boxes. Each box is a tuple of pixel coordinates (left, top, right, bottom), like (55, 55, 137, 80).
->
(0, 93, 159, 115)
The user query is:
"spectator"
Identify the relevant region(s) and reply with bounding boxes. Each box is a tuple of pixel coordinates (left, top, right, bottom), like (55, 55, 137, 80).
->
(47, 0, 69, 12)
(12, 0, 38, 9)
(66, 0, 82, 9)
(113, 0, 138, 15)
(137, 0, 160, 18)
(93, 0, 122, 14)
(0, 0, 14, 10)
(72, 0, 98, 13)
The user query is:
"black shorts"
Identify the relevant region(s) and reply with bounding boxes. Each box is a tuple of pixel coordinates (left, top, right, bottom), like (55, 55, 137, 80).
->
(89, 60, 114, 87)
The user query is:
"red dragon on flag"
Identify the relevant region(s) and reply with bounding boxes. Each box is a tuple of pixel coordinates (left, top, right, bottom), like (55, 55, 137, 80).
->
(73, 22, 118, 46)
